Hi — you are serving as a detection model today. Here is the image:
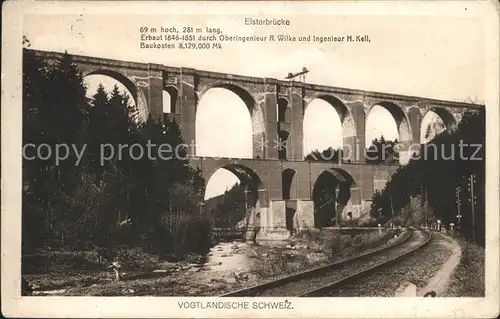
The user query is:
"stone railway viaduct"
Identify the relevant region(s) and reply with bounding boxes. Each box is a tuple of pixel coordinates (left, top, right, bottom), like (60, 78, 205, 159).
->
(28, 49, 482, 240)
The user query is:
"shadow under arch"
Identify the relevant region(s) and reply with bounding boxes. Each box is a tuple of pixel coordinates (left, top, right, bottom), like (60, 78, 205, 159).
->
(312, 168, 356, 228)
(278, 97, 291, 123)
(367, 101, 412, 144)
(281, 168, 297, 200)
(84, 69, 149, 122)
(196, 83, 265, 159)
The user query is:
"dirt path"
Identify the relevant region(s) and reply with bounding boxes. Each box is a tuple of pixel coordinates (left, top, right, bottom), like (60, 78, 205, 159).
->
(417, 234, 462, 297)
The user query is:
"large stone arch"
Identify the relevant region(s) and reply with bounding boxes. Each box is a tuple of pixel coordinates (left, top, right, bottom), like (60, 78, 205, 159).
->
(366, 101, 412, 144)
(419, 107, 457, 144)
(83, 69, 149, 123)
(366, 101, 413, 164)
(202, 163, 267, 208)
(203, 163, 267, 236)
(422, 107, 457, 131)
(304, 95, 356, 159)
(311, 168, 356, 228)
(197, 83, 265, 158)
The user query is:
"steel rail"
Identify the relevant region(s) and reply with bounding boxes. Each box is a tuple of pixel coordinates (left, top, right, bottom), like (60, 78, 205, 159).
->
(220, 228, 413, 297)
(300, 229, 432, 297)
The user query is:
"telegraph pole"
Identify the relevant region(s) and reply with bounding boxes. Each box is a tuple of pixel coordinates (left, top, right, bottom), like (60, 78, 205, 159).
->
(468, 174, 476, 244)
(199, 201, 205, 217)
(422, 185, 428, 229)
(389, 193, 395, 217)
(244, 188, 249, 211)
(244, 188, 250, 231)
(456, 186, 462, 230)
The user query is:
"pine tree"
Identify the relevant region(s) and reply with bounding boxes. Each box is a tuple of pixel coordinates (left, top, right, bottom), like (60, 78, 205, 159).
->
(92, 84, 109, 107)
(365, 135, 399, 164)
(22, 48, 212, 256)
(371, 108, 485, 245)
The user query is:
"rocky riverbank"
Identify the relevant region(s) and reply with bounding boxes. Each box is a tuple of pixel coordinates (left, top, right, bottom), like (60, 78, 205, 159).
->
(23, 229, 399, 296)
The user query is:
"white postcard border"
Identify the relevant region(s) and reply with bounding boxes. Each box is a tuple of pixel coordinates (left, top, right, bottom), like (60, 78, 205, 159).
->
(2, 1, 499, 318)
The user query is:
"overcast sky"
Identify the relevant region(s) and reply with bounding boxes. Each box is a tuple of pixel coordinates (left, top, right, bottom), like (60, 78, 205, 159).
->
(24, 11, 485, 199)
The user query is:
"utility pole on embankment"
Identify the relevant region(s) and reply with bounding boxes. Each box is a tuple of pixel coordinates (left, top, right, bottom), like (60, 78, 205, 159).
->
(421, 185, 429, 229)
(468, 174, 477, 244)
(456, 186, 462, 230)
(425, 187, 429, 228)
(389, 191, 395, 218)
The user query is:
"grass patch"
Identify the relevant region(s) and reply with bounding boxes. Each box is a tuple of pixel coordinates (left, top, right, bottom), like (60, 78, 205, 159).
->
(325, 230, 397, 261)
(445, 237, 485, 297)
(251, 251, 312, 279)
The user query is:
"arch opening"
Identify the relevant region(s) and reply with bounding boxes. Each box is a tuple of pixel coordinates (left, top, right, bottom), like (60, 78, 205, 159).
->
(277, 97, 291, 123)
(281, 168, 296, 200)
(303, 96, 353, 160)
(84, 71, 143, 122)
(312, 169, 355, 228)
(196, 86, 259, 159)
(366, 102, 410, 145)
(420, 108, 456, 144)
(366, 102, 411, 164)
(163, 86, 178, 114)
(204, 165, 264, 231)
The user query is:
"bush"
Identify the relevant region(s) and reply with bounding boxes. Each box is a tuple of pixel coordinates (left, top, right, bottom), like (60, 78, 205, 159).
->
(251, 251, 311, 279)
(353, 216, 378, 227)
(142, 211, 212, 258)
(322, 230, 394, 260)
(293, 229, 323, 242)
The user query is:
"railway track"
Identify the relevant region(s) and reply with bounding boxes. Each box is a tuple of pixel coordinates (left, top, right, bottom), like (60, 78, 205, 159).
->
(220, 228, 430, 297)
(302, 229, 431, 296)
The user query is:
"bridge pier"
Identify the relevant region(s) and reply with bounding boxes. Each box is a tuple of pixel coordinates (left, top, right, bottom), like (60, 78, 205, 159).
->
(249, 200, 317, 241)
(245, 202, 290, 241)
(294, 200, 315, 230)
(244, 197, 374, 242)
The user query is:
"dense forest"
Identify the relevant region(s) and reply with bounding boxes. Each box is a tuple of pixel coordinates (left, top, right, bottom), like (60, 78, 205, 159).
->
(22, 49, 212, 257)
(371, 108, 485, 246)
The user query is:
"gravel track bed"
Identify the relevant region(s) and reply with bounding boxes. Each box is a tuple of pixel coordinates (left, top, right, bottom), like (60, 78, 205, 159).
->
(255, 230, 426, 297)
(326, 232, 452, 297)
